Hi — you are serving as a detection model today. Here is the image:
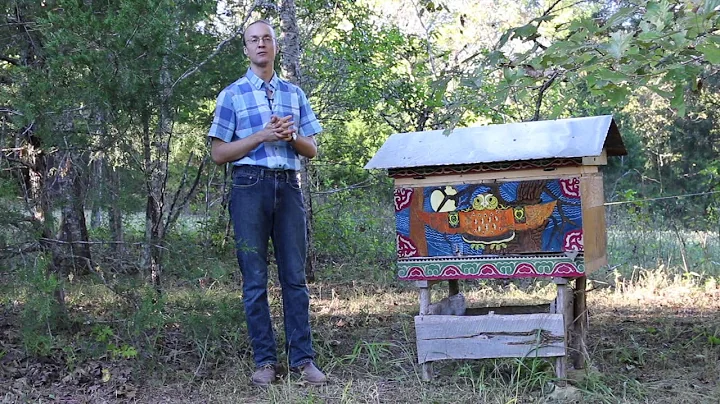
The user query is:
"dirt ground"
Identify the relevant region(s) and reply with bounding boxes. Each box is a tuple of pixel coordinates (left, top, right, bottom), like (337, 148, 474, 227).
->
(2, 277, 720, 403)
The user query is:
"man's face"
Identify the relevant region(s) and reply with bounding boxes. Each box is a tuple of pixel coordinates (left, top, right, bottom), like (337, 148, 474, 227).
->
(243, 23, 276, 68)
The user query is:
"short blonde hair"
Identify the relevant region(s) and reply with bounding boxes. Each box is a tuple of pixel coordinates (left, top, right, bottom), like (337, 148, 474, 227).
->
(243, 20, 276, 45)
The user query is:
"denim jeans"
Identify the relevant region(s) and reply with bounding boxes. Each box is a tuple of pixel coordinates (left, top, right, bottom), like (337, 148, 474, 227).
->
(229, 165, 315, 369)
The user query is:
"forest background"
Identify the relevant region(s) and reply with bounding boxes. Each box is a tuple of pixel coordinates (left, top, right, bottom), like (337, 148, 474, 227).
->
(2, 0, 720, 402)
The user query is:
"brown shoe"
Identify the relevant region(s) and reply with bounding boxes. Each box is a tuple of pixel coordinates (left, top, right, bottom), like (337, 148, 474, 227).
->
(296, 362, 327, 385)
(251, 364, 277, 386)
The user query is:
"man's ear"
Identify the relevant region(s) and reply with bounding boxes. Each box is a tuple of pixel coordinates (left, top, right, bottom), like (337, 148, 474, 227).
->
(243, 47, 248, 55)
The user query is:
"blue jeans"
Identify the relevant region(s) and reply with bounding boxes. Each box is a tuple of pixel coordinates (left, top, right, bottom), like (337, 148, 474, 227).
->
(229, 165, 315, 369)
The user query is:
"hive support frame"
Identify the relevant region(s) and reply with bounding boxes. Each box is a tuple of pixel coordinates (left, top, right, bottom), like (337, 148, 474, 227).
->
(416, 280, 433, 381)
(414, 276, 588, 383)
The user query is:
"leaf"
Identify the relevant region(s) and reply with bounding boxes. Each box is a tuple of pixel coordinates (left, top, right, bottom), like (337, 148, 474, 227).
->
(702, 0, 720, 15)
(636, 31, 661, 42)
(513, 23, 537, 40)
(697, 42, 720, 64)
(427, 78, 449, 107)
(101, 368, 111, 383)
(708, 335, 720, 346)
(605, 84, 630, 105)
(494, 86, 510, 105)
(596, 70, 629, 84)
(646, 0, 672, 31)
(648, 85, 673, 98)
(671, 83, 686, 116)
(497, 30, 512, 48)
(670, 30, 689, 48)
(607, 31, 633, 60)
(605, 7, 636, 29)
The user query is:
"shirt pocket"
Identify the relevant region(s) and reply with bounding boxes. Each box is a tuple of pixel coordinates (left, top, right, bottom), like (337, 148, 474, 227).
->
(232, 93, 271, 138)
(275, 93, 301, 126)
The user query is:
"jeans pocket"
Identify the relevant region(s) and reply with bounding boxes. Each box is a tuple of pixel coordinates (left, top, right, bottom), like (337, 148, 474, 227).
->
(288, 177, 302, 191)
(233, 174, 259, 189)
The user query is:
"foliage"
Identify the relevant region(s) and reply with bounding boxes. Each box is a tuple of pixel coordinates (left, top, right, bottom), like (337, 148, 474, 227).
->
(3, 2, 720, 403)
(466, 0, 720, 119)
(313, 188, 395, 269)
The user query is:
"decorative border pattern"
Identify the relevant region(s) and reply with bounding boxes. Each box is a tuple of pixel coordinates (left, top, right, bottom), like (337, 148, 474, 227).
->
(388, 158, 582, 178)
(398, 257, 585, 280)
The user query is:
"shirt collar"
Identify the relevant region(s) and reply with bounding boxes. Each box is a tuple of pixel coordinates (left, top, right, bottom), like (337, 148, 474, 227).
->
(245, 68, 278, 91)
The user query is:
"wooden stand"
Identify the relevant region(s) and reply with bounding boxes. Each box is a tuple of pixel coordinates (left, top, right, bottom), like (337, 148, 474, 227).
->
(571, 276, 589, 369)
(552, 277, 572, 385)
(415, 277, 587, 383)
(416, 280, 434, 381)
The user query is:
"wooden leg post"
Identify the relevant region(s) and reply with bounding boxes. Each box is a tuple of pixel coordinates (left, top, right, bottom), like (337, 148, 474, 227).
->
(416, 281, 433, 381)
(448, 279, 459, 297)
(571, 276, 589, 369)
(553, 277, 572, 385)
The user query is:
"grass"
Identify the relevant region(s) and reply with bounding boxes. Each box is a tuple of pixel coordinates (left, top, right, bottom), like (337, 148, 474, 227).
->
(2, 261, 720, 403)
(2, 208, 720, 403)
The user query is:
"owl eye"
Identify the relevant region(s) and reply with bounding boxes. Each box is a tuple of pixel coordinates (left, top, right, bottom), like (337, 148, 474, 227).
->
(472, 195, 485, 210)
(485, 194, 498, 209)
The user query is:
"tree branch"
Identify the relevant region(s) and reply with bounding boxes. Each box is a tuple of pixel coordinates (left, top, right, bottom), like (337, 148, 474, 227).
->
(0, 54, 20, 66)
(531, 70, 559, 121)
(172, 3, 264, 88)
(0, 107, 23, 116)
(164, 153, 207, 233)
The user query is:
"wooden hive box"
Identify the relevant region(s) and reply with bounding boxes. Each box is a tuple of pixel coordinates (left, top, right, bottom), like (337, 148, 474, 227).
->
(365, 115, 627, 280)
(365, 115, 626, 381)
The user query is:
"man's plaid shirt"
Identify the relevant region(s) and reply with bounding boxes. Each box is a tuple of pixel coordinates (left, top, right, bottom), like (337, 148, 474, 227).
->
(208, 69, 322, 170)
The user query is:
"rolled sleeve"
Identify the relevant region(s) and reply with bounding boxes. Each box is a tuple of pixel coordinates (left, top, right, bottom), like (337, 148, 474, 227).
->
(208, 90, 236, 142)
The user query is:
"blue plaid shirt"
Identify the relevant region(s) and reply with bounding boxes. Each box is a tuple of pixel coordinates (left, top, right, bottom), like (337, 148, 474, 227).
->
(208, 69, 322, 170)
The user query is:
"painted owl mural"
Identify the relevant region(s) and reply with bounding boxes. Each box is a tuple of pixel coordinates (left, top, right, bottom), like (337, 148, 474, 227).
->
(395, 178, 583, 258)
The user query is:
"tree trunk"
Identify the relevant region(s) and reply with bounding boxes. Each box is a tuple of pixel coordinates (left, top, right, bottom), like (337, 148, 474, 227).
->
(140, 109, 158, 286)
(90, 154, 104, 229)
(279, 0, 317, 282)
(108, 165, 124, 256)
(54, 152, 93, 275)
(10, 3, 69, 315)
(20, 132, 67, 316)
(141, 53, 173, 292)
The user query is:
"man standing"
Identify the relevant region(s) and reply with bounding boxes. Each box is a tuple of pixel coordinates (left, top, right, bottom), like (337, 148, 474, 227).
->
(207, 19, 326, 386)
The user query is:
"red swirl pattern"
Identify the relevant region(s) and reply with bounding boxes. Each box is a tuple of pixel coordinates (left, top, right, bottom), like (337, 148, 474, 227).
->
(394, 188, 414, 211)
(559, 178, 580, 198)
(563, 229, 584, 251)
(396, 233, 418, 258)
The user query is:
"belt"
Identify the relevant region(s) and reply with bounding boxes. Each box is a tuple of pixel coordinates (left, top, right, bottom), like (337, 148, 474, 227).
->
(232, 165, 297, 180)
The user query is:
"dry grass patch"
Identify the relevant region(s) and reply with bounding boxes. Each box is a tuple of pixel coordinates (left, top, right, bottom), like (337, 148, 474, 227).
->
(2, 269, 720, 403)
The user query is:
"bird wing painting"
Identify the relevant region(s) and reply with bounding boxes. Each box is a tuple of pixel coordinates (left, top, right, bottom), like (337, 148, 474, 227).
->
(394, 178, 584, 258)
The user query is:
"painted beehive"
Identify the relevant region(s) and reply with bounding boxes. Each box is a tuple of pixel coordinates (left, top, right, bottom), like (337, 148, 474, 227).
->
(365, 115, 627, 281)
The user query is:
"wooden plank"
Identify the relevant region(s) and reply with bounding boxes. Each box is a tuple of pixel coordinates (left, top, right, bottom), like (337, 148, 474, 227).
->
(415, 314, 565, 363)
(465, 304, 550, 316)
(553, 281, 572, 385)
(418, 283, 434, 380)
(394, 166, 598, 188)
(415, 280, 441, 288)
(580, 173, 607, 274)
(419, 286, 431, 315)
(448, 280, 460, 296)
(580, 172, 605, 208)
(571, 276, 589, 370)
(581, 150, 607, 166)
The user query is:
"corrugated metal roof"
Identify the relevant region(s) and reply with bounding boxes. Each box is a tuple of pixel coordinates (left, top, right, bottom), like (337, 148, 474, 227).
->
(364, 115, 626, 170)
